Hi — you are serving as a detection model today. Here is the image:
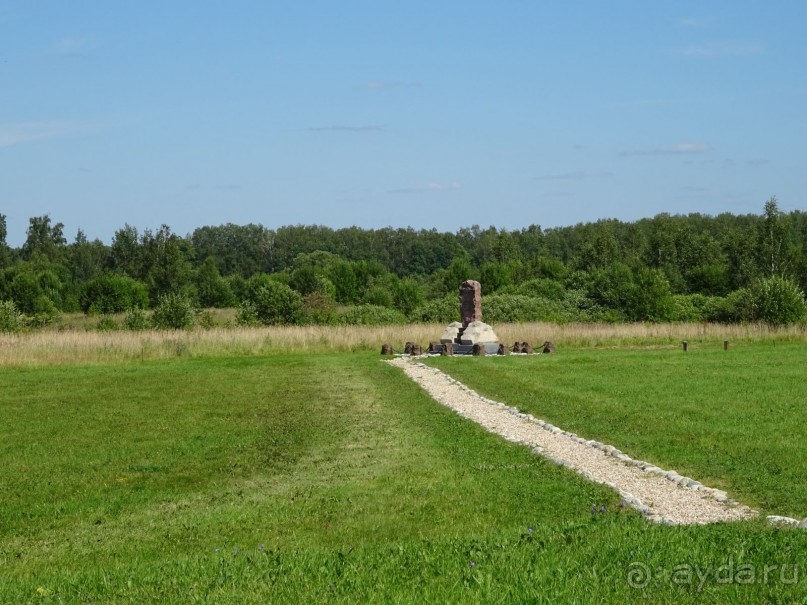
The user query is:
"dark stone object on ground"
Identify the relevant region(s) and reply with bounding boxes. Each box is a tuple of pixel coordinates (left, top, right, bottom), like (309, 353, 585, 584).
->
(429, 341, 442, 354)
(497, 344, 509, 356)
(410, 344, 423, 356)
(380, 343, 393, 355)
(459, 280, 482, 326)
(404, 342, 414, 355)
(512, 341, 522, 353)
(542, 341, 556, 354)
(472, 343, 486, 356)
(521, 342, 534, 354)
(441, 342, 454, 356)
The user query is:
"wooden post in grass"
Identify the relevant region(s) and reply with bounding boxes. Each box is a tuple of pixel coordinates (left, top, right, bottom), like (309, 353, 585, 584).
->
(682, 340, 688, 352)
(724, 340, 729, 351)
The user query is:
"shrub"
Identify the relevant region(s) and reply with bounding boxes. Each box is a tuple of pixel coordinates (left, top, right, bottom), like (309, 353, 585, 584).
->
(123, 307, 151, 331)
(245, 281, 303, 325)
(531, 256, 567, 280)
(391, 277, 425, 316)
(235, 301, 262, 327)
(483, 294, 571, 323)
(289, 266, 320, 295)
(82, 274, 149, 314)
(716, 288, 755, 323)
(514, 278, 567, 301)
(362, 285, 394, 308)
(299, 292, 338, 325)
(410, 295, 457, 323)
(315, 276, 337, 301)
(326, 261, 359, 303)
(625, 268, 674, 322)
(9, 272, 42, 314)
(561, 289, 613, 322)
(194, 259, 236, 308)
(338, 304, 407, 326)
(94, 315, 118, 332)
(0, 300, 24, 333)
(152, 292, 196, 330)
(226, 274, 248, 303)
(666, 294, 730, 323)
(197, 310, 217, 329)
(750, 276, 807, 326)
(26, 296, 60, 327)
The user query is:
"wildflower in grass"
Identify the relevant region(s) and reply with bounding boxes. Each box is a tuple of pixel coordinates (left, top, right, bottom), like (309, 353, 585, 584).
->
(600, 505, 607, 513)
(528, 527, 534, 533)
(258, 544, 266, 552)
(214, 548, 220, 553)
(469, 561, 476, 568)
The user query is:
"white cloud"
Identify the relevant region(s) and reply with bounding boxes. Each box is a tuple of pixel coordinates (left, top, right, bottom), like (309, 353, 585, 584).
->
(658, 143, 712, 154)
(0, 121, 79, 148)
(746, 158, 770, 167)
(536, 170, 613, 181)
(306, 124, 386, 132)
(621, 143, 712, 157)
(678, 17, 712, 28)
(366, 81, 421, 91)
(677, 43, 763, 58)
(387, 182, 461, 194)
(48, 37, 88, 57)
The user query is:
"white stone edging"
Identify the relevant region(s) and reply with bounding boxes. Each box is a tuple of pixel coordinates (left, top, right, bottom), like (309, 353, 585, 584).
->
(389, 358, 807, 528)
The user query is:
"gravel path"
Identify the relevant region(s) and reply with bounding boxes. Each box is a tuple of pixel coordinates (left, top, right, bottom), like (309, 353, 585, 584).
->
(389, 357, 757, 525)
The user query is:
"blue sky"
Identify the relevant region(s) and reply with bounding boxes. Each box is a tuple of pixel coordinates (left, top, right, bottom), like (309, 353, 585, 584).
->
(1, 1, 806, 246)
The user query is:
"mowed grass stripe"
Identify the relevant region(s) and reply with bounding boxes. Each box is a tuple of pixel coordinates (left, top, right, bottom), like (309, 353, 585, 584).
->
(1, 353, 615, 599)
(427, 341, 807, 517)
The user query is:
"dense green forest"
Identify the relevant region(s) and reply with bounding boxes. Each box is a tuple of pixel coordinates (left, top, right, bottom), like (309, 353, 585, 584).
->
(2, 198, 807, 330)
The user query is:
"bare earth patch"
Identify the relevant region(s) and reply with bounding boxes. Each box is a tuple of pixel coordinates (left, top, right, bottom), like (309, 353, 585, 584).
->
(389, 357, 757, 525)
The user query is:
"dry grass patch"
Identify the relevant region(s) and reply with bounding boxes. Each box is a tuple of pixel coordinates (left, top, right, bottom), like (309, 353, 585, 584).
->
(2, 322, 807, 366)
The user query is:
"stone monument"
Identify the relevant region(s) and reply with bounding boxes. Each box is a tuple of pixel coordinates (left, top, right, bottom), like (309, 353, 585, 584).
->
(460, 280, 482, 324)
(439, 280, 499, 353)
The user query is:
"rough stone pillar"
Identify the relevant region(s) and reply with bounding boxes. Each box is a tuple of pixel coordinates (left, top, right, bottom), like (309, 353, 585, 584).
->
(459, 280, 482, 326)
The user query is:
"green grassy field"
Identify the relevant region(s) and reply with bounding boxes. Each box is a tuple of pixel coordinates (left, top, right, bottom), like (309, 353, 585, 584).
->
(2, 348, 807, 603)
(427, 340, 807, 518)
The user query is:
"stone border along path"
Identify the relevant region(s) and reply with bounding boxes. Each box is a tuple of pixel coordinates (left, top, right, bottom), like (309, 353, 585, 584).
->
(388, 357, 762, 526)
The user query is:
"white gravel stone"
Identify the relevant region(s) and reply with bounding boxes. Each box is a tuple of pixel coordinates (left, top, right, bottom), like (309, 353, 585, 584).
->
(767, 516, 800, 526)
(388, 357, 757, 525)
